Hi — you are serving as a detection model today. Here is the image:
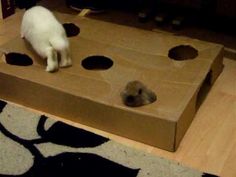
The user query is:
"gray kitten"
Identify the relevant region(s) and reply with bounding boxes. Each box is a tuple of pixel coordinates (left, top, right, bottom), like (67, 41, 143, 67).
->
(121, 80, 157, 107)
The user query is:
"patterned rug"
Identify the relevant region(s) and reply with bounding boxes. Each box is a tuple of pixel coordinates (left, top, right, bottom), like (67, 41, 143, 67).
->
(0, 99, 218, 177)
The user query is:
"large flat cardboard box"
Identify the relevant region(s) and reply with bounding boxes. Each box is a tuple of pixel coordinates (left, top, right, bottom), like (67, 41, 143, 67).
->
(0, 17, 223, 151)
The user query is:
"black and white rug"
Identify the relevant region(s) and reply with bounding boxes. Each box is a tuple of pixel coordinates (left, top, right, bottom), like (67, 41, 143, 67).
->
(0, 99, 218, 177)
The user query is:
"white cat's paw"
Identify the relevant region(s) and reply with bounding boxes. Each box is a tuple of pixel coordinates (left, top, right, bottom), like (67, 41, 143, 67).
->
(59, 59, 72, 68)
(46, 65, 58, 72)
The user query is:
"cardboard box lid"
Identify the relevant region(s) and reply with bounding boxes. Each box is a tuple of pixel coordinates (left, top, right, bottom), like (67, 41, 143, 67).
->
(75, 17, 222, 59)
(0, 21, 223, 123)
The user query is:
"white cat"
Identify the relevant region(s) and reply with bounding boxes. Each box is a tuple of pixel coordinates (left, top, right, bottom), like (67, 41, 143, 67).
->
(21, 6, 72, 72)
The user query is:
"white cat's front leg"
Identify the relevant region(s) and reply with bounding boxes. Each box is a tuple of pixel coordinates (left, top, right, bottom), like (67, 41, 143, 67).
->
(46, 47, 58, 72)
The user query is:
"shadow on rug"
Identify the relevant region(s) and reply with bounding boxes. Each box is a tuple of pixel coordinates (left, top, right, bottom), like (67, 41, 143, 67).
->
(0, 100, 218, 177)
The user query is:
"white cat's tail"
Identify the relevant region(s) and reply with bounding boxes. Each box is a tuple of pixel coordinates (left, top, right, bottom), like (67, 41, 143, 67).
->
(49, 36, 69, 51)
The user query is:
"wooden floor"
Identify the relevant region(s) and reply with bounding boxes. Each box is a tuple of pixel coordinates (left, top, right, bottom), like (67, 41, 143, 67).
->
(1, 3, 236, 177)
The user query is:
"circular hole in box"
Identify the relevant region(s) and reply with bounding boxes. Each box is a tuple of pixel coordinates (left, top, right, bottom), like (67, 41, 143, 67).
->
(168, 45, 198, 60)
(82, 55, 113, 70)
(5, 52, 33, 66)
(63, 23, 80, 37)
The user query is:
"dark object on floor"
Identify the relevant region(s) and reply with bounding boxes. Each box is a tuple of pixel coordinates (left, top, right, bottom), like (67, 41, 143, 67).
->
(66, 0, 107, 13)
(4, 52, 33, 66)
(63, 23, 80, 37)
(137, 0, 158, 23)
(138, 9, 149, 23)
(138, 8, 155, 23)
(15, 0, 38, 9)
(171, 16, 185, 30)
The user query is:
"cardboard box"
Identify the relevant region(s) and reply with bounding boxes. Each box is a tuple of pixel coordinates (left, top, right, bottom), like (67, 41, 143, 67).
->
(0, 0, 15, 19)
(0, 17, 223, 151)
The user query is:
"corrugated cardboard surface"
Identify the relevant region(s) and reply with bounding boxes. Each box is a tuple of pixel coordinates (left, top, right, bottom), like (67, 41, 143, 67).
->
(0, 17, 223, 151)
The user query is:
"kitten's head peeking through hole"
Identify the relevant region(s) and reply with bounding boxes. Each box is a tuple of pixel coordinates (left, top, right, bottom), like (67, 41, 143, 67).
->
(121, 80, 157, 107)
